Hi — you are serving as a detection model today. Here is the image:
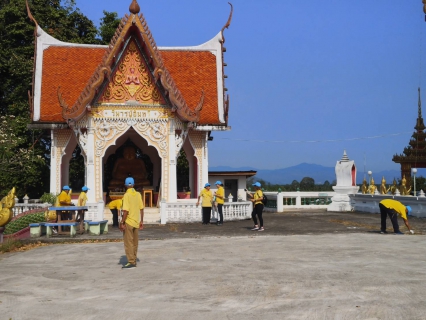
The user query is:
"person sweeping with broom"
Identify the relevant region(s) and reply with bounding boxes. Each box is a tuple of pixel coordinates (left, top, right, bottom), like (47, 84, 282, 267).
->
(379, 199, 414, 235)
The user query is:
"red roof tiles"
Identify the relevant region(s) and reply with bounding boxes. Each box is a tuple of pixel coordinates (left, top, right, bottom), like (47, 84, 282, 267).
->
(38, 46, 220, 125)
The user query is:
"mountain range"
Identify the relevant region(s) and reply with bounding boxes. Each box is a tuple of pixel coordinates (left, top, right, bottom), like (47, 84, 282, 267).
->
(210, 163, 402, 185)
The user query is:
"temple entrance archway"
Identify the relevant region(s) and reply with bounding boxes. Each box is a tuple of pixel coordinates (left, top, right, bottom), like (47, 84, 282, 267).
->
(103, 128, 161, 195)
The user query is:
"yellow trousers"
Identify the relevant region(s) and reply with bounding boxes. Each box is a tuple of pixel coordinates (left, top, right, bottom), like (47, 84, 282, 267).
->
(123, 223, 139, 265)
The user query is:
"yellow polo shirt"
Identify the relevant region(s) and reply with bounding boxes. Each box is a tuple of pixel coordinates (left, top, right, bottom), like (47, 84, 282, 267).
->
(380, 199, 407, 220)
(215, 186, 225, 205)
(57, 190, 71, 206)
(77, 192, 88, 206)
(199, 188, 213, 207)
(254, 190, 263, 205)
(122, 188, 144, 228)
(108, 199, 122, 210)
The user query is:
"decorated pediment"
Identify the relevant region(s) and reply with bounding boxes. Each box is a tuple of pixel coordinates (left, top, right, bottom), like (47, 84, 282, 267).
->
(57, 0, 204, 124)
(97, 40, 166, 106)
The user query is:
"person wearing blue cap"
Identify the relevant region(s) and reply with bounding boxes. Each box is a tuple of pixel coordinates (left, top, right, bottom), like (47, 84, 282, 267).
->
(379, 199, 414, 234)
(120, 177, 144, 269)
(58, 185, 73, 206)
(77, 186, 89, 206)
(247, 182, 265, 231)
(75, 186, 89, 225)
(214, 181, 225, 225)
(196, 183, 213, 225)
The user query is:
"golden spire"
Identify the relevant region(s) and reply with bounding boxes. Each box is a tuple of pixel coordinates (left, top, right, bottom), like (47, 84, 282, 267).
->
(129, 0, 140, 14)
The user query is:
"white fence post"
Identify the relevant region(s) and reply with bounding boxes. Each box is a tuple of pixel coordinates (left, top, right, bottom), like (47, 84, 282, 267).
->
(277, 192, 284, 212)
(160, 199, 167, 224)
(296, 191, 302, 208)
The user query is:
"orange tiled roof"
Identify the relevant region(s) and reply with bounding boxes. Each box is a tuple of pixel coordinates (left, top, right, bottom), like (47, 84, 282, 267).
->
(39, 47, 219, 125)
(40, 47, 105, 122)
(161, 50, 218, 125)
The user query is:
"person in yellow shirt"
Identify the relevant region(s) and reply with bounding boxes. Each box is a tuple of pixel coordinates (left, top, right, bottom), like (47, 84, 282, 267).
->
(120, 177, 144, 269)
(77, 186, 89, 206)
(196, 183, 213, 225)
(379, 199, 414, 234)
(75, 186, 89, 223)
(57, 185, 73, 220)
(247, 182, 265, 231)
(108, 199, 123, 228)
(214, 181, 225, 226)
(57, 185, 72, 206)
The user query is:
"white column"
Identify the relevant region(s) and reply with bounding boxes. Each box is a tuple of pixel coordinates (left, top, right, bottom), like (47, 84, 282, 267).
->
(86, 124, 96, 203)
(201, 132, 209, 184)
(168, 120, 177, 201)
(49, 130, 58, 194)
(277, 192, 284, 212)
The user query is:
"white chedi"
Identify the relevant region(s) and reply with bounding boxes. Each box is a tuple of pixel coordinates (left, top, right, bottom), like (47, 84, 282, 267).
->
(328, 150, 359, 212)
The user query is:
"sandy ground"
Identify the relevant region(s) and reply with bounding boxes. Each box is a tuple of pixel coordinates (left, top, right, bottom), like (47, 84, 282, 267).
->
(1, 211, 426, 320)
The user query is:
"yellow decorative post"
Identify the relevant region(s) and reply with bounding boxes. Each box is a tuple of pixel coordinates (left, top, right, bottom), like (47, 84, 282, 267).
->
(0, 187, 16, 243)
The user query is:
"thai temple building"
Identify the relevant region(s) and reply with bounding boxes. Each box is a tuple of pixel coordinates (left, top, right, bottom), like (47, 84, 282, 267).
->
(26, 0, 233, 221)
(393, 88, 426, 187)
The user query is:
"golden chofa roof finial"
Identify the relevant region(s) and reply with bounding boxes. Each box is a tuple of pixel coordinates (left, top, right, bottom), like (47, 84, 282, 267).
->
(129, 0, 140, 14)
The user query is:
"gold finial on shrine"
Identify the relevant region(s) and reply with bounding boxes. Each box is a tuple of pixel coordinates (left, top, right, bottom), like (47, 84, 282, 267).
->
(129, 0, 140, 14)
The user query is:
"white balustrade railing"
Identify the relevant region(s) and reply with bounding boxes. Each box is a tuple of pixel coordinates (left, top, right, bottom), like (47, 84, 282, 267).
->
(263, 191, 335, 212)
(350, 193, 426, 218)
(160, 199, 252, 224)
(12, 197, 50, 217)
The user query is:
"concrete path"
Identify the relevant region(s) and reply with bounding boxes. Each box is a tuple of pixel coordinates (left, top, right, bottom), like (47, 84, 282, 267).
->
(1, 211, 426, 319)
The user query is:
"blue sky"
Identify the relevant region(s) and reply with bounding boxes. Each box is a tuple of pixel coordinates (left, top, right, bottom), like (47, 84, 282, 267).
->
(74, 0, 426, 174)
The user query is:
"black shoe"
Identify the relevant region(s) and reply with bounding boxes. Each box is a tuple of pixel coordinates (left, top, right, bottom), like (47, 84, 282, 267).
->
(122, 263, 136, 269)
(380, 230, 388, 234)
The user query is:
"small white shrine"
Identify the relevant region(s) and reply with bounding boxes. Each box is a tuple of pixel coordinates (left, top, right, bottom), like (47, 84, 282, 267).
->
(327, 150, 359, 212)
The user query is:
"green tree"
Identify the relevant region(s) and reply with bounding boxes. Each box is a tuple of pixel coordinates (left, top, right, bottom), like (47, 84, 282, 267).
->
(300, 177, 315, 191)
(176, 149, 189, 191)
(98, 11, 121, 44)
(0, 0, 100, 198)
(290, 180, 299, 191)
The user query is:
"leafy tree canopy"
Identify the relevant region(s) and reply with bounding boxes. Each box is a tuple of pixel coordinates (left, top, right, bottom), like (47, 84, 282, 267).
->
(0, 0, 120, 198)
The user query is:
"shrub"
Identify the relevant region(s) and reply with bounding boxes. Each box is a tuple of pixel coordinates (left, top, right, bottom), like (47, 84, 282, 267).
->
(39, 193, 57, 205)
(0, 238, 24, 253)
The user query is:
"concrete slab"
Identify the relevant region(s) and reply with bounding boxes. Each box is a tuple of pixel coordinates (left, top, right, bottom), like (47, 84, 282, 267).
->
(1, 211, 426, 319)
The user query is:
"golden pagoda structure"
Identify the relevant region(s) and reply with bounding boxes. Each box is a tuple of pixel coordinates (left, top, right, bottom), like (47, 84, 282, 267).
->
(392, 88, 426, 189)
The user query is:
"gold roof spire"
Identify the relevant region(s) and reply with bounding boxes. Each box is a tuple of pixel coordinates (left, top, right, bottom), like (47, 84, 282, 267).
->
(129, 0, 140, 14)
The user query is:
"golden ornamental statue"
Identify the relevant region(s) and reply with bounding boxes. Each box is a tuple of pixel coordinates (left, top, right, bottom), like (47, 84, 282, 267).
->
(361, 178, 368, 194)
(390, 178, 399, 195)
(399, 175, 411, 196)
(380, 176, 389, 194)
(108, 146, 150, 191)
(0, 187, 16, 227)
(368, 177, 377, 195)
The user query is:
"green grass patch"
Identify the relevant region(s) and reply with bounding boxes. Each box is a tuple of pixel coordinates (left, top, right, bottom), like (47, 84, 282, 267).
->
(0, 237, 25, 253)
